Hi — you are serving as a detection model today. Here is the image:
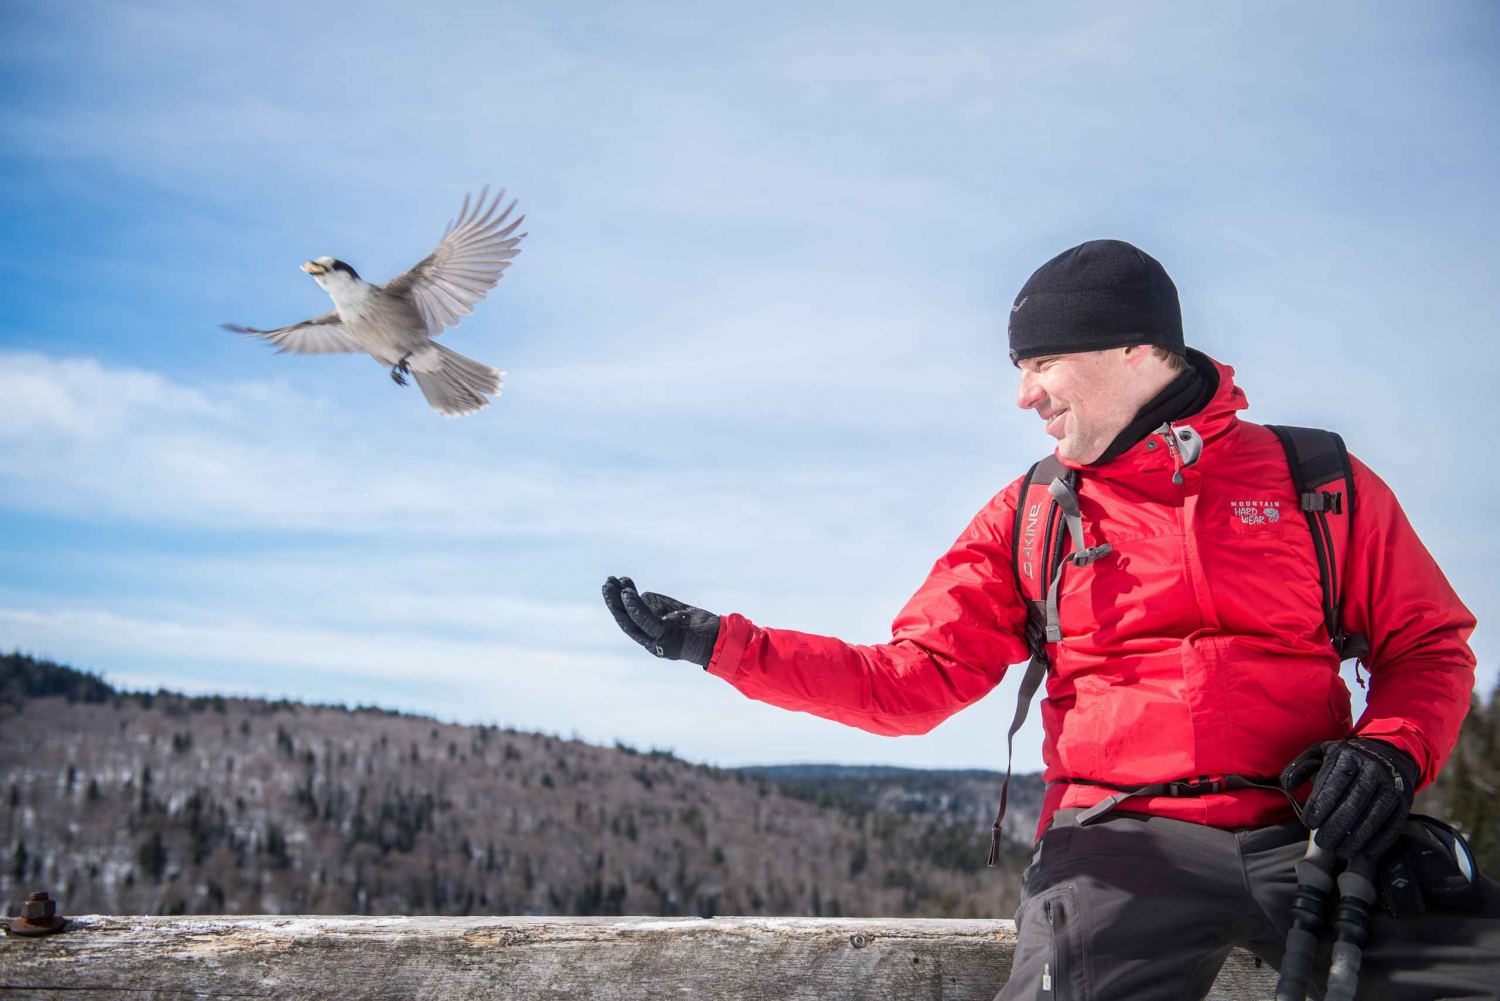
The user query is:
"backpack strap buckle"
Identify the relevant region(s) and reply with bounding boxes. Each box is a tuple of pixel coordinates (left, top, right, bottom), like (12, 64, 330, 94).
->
(1070, 544, 1114, 567)
(1301, 491, 1343, 514)
(1047, 477, 1113, 567)
(1166, 776, 1225, 797)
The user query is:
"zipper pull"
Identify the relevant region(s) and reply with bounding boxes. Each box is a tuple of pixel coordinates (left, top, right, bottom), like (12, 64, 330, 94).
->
(1156, 422, 1202, 484)
(1156, 423, 1185, 483)
(1042, 962, 1053, 992)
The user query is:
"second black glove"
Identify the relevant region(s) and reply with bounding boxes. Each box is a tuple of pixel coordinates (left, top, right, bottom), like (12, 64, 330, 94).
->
(1281, 737, 1420, 861)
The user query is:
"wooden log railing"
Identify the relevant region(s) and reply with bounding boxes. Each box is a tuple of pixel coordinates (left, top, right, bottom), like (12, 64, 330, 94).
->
(2, 915, 1278, 999)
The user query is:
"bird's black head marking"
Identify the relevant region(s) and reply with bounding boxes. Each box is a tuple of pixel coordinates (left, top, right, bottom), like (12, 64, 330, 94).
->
(328, 259, 361, 281)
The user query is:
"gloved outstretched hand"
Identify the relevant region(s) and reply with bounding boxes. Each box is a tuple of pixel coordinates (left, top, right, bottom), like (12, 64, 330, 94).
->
(1281, 737, 1420, 860)
(602, 576, 720, 668)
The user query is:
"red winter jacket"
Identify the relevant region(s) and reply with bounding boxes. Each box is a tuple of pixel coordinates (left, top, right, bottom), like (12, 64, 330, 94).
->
(706, 355, 1477, 838)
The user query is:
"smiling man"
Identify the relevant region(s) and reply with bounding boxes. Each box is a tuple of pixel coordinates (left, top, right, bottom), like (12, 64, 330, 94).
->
(603, 240, 1498, 999)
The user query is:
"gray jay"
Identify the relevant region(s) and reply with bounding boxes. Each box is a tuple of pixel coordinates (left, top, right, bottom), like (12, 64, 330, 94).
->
(224, 188, 525, 416)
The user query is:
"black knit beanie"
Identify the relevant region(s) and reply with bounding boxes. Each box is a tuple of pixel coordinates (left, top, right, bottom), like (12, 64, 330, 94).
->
(1007, 239, 1184, 364)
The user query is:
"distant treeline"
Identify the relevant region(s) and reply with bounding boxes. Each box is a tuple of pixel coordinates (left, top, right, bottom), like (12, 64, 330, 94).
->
(2, 652, 1035, 920)
(1, 651, 115, 706)
(0, 651, 409, 716)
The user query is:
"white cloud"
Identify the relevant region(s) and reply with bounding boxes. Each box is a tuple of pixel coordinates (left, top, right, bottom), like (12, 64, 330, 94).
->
(0, 352, 216, 437)
(0, 605, 606, 684)
(0, 352, 735, 537)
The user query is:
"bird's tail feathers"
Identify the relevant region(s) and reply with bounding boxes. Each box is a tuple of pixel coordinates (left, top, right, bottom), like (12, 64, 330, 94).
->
(411, 343, 503, 417)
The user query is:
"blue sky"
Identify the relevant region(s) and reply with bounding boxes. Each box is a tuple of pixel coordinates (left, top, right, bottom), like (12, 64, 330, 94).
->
(1, 1, 1496, 771)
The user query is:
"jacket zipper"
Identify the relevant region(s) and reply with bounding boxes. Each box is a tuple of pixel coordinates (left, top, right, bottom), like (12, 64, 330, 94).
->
(1167, 427, 1216, 632)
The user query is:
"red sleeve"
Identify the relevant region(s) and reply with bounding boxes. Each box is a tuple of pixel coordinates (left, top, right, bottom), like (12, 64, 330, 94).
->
(705, 481, 1032, 736)
(1341, 455, 1478, 786)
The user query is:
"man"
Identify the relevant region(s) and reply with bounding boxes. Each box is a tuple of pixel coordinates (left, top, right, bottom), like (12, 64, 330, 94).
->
(602, 240, 1498, 999)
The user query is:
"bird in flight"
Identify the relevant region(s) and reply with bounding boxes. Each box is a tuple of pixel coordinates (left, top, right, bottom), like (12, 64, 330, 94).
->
(224, 188, 526, 417)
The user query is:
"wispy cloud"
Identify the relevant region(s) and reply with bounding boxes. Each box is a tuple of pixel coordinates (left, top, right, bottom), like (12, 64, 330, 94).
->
(0, 351, 815, 539)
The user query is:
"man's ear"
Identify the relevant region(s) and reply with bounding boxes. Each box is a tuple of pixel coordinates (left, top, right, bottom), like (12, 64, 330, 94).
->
(1121, 344, 1152, 370)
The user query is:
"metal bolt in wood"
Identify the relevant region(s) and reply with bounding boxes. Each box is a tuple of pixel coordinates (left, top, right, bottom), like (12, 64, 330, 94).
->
(6, 891, 69, 938)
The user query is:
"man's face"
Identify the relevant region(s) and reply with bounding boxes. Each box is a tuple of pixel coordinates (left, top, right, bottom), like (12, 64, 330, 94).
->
(1015, 348, 1145, 463)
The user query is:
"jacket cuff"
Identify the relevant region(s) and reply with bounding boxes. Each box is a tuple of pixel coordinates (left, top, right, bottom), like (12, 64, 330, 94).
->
(706, 612, 751, 679)
(1352, 724, 1431, 787)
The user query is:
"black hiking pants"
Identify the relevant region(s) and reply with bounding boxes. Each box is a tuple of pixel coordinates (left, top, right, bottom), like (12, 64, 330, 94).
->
(995, 808, 1500, 1000)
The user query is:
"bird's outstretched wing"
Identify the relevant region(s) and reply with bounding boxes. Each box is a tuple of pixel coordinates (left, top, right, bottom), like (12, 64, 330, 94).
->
(383, 187, 526, 337)
(221, 313, 361, 354)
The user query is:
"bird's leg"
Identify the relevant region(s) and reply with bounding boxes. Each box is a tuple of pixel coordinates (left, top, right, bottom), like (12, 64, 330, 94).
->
(390, 353, 413, 387)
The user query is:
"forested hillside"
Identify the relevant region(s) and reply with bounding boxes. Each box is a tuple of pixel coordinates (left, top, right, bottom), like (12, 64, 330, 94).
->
(1, 653, 1037, 919)
(6, 652, 1492, 923)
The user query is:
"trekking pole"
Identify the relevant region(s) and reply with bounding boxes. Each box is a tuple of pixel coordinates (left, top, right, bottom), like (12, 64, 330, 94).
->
(1324, 852, 1377, 1001)
(1274, 831, 1338, 1001)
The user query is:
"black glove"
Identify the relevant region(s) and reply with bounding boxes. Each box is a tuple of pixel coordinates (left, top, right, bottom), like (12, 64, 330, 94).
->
(1281, 737, 1420, 860)
(601, 576, 721, 668)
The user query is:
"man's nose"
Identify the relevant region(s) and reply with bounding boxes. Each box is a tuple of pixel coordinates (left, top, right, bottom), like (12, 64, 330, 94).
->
(1016, 371, 1044, 410)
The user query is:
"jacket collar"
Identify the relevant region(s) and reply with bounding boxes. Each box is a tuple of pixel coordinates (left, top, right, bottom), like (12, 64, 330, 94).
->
(1057, 350, 1248, 476)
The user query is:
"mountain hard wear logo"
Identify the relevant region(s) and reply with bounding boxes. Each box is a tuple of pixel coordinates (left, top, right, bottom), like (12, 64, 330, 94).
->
(1231, 500, 1280, 525)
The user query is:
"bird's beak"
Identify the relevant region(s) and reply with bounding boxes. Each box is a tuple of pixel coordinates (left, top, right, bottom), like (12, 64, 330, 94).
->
(301, 261, 326, 275)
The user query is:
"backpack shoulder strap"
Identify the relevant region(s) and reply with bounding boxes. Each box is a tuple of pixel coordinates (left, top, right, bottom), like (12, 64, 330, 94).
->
(1265, 425, 1369, 663)
(992, 454, 1071, 866)
(1011, 454, 1069, 614)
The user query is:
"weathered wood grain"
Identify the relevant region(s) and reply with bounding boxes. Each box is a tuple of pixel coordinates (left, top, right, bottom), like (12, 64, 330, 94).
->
(1, 915, 1277, 999)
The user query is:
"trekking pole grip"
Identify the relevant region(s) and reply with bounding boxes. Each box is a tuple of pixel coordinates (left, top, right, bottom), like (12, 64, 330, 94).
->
(1325, 853, 1378, 1001)
(1275, 833, 1338, 1001)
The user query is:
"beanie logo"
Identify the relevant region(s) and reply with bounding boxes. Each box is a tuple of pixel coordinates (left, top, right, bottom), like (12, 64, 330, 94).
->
(1012, 296, 1028, 314)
